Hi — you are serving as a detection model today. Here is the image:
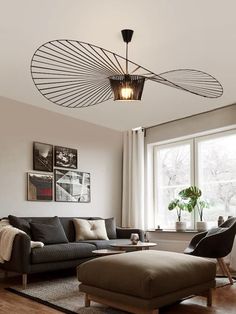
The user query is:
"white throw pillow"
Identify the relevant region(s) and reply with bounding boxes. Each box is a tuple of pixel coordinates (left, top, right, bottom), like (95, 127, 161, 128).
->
(73, 219, 109, 241)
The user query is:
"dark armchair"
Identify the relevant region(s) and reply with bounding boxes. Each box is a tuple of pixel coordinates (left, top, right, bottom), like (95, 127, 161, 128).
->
(184, 217, 236, 284)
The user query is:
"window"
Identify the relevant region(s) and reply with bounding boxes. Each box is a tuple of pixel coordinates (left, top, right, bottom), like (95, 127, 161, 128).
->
(197, 132, 236, 227)
(154, 141, 193, 229)
(153, 130, 236, 229)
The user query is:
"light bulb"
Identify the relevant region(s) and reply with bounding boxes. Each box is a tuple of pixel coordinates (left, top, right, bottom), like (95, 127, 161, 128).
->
(121, 87, 133, 99)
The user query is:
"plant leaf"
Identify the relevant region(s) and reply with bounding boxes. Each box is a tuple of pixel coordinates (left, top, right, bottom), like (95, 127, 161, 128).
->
(168, 199, 179, 210)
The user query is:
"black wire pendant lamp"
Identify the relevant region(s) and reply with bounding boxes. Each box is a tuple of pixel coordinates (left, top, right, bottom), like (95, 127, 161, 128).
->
(109, 29, 145, 100)
(31, 29, 223, 108)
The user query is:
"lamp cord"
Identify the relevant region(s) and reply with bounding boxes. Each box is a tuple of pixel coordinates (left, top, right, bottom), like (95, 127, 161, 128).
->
(126, 42, 128, 75)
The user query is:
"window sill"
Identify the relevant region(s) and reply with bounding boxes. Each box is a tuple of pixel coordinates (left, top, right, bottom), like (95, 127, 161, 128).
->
(147, 229, 199, 233)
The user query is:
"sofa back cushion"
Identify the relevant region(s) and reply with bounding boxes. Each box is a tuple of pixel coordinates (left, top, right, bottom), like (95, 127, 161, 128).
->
(59, 217, 101, 242)
(8, 215, 32, 236)
(104, 217, 117, 239)
(30, 223, 67, 244)
(30, 218, 69, 244)
(73, 218, 109, 241)
(7, 216, 116, 242)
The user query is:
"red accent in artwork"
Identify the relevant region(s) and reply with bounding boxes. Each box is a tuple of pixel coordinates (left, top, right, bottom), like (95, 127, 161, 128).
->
(38, 188, 52, 196)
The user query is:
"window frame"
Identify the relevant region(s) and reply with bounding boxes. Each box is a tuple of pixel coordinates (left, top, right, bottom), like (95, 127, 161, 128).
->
(153, 139, 195, 229)
(151, 127, 236, 230)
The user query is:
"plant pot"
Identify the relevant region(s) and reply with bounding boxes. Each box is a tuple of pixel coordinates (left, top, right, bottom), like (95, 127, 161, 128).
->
(197, 221, 208, 232)
(175, 221, 186, 232)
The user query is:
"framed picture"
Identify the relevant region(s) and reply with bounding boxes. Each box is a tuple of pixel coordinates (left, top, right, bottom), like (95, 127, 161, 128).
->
(27, 172, 53, 201)
(55, 169, 90, 202)
(54, 146, 77, 169)
(33, 142, 53, 172)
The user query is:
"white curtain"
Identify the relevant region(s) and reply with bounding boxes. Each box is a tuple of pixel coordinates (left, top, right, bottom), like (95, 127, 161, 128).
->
(122, 129, 145, 229)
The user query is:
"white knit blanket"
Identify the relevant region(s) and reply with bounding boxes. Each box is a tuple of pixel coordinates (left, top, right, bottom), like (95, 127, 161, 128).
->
(0, 219, 44, 263)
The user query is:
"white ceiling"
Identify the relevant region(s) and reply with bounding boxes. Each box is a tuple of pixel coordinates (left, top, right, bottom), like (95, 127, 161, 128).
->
(1, 0, 236, 131)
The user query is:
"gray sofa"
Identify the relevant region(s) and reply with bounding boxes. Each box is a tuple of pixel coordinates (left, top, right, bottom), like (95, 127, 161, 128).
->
(1, 216, 144, 288)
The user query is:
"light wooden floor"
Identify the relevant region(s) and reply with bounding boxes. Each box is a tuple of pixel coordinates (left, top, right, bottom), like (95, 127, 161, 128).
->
(0, 274, 236, 314)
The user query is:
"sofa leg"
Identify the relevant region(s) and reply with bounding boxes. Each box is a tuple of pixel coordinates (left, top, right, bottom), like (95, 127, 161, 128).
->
(22, 274, 27, 290)
(85, 294, 91, 307)
(207, 288, 212, 307)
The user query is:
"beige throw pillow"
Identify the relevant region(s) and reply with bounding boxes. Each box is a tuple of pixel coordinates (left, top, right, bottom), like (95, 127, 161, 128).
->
(73, 219, 109, 241)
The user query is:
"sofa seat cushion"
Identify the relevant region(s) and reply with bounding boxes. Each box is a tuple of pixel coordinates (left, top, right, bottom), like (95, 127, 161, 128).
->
(31, 242, 96, 264)
(79, 239, 131, 249)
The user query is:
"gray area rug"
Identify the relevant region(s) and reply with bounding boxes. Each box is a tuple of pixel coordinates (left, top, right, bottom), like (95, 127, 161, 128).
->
(7, 276, 124, 314)
(6, 276, 234, 314)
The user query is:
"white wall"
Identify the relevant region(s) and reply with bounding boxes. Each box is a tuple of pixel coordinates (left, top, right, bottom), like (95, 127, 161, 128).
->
(0, 97, 123, 223)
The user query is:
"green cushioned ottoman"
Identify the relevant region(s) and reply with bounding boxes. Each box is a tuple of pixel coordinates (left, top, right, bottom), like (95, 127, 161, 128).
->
(77, 250, 216, 314)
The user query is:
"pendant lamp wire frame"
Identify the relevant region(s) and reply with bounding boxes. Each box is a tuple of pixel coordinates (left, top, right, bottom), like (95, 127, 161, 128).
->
(30, 33, 223, 108)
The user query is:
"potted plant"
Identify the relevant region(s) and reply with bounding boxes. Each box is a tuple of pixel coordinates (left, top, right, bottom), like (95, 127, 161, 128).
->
(168, 197, 192, 232)
(179, 186, 209, 231)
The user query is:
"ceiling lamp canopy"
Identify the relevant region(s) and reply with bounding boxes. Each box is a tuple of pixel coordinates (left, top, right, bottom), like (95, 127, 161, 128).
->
(31, 30, 223, 108)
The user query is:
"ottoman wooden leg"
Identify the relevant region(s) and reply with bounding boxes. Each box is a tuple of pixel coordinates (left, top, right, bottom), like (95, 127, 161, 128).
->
(207, 288, 212, 307)
(197, 288, 213, 307)
(85, 294, 91, 307)
(22, 274, 27, 290)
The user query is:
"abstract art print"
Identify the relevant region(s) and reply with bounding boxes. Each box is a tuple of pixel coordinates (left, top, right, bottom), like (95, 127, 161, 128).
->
(27, 172, 53, 201)
(33, 142, 53, 172)
(55, 169, 90, 202)
(54, 146, 77, 169)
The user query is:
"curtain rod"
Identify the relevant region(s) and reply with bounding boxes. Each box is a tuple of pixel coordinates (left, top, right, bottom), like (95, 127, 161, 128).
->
(145, 103, 236, 130)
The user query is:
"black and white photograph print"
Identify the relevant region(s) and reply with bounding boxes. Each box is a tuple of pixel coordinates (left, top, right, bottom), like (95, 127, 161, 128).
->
(55, 169, 90, 202)
(33, 142, 53, 172)
(54, 146, 77, 169)
(27, 172, 53, 201)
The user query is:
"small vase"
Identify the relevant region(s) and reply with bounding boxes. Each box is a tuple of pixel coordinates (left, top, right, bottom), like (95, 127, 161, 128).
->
(175, 221, 186, 232)
(130, 233, 139, 245)
(197, 221, 208, 232)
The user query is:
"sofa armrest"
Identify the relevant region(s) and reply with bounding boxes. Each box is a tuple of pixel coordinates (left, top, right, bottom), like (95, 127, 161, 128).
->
(2, 233, 31, 274)
(116, 227, 145, 242)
